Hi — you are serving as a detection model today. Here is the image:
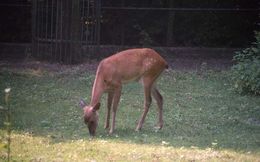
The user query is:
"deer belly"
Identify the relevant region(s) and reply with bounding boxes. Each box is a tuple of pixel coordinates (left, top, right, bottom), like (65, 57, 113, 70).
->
(121, 75, 141, 84)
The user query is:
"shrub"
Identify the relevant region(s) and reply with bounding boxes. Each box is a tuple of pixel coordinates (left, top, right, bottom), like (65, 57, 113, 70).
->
(231, 31, 260, 95)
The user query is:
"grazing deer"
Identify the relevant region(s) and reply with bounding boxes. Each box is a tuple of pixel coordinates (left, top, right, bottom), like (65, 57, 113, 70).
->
(79, 48, 168, 136)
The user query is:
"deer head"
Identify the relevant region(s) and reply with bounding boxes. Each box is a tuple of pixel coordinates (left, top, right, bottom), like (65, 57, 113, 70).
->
(79, 99, 100, 136)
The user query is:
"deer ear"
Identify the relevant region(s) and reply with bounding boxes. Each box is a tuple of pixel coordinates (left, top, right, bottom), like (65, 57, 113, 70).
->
(93, 102, 100, 111)
(79, 99, 87, 109)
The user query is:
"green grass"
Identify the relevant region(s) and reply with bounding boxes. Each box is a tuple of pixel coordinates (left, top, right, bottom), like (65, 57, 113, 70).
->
(0, 68, 259, 161)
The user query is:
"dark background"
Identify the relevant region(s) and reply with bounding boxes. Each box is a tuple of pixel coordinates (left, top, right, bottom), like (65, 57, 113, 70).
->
(0, 0, 259, 47)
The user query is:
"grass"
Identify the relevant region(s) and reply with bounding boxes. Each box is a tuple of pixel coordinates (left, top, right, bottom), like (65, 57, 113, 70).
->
(0, 67, 260, 161)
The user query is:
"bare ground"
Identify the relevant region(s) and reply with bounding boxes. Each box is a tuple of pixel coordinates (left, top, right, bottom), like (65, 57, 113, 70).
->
(0, 45, 237, 73)
(0, 56, 233, 75)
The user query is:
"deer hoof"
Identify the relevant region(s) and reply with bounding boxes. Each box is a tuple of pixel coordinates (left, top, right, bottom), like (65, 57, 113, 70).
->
(156, 122, 163, 129)
(135, 127, 141, 132)
(109, 129, 114, 135)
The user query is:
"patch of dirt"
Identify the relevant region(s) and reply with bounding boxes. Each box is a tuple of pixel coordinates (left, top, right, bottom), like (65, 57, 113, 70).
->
(0, 46, 236, 73)
(169, 57, 233, 71)
(0, 56, 233, 75)
(0, 60, 99, 75)
(0, 48, 234, 73)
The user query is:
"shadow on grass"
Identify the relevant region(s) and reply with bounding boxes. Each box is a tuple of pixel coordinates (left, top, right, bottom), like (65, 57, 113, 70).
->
(0, 70, 259, 153)
(7, 112, 259, 153)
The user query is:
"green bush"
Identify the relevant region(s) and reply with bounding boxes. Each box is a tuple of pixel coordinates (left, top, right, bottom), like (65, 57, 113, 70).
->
(231, 31, 260, 95)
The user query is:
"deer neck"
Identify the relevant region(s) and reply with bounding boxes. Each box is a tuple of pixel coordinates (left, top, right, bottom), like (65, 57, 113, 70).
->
(90, 73, 105, 106)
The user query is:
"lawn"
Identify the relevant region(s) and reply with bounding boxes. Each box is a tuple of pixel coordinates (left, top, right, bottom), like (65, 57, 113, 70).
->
(0, 64, 259, 161)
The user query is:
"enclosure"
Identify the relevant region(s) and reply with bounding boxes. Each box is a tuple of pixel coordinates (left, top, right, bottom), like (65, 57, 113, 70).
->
(0, 0, 260, 161)
(0, 0, 259, 63)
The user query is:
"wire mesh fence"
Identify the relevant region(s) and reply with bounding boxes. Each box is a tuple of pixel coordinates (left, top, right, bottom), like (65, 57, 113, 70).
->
(0, 1, 259, 63)
(32, 0, 101, 63)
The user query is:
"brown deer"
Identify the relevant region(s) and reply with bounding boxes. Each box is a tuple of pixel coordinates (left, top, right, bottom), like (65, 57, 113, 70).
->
(79, 48, 168, 136)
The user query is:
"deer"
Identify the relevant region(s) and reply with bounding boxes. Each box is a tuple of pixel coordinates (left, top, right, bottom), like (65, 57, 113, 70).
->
(79, 48, 168, 136)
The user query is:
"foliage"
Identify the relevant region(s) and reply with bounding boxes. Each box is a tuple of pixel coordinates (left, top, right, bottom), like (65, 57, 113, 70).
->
(0, 69, 259, 161)
(0, 0, 258, 47)
(231, 31, 260, 95)
(101, 0, 259, 47)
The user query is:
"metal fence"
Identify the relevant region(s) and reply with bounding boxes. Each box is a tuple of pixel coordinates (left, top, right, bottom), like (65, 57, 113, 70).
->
(31, 0, 101, 63)
(0, 1, 259, 63)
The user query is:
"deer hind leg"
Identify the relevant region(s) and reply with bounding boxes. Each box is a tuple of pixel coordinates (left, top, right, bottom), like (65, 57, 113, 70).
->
(136, 77, 154, 131)
(109, 85, 122, 135)
(104, 91, 114, 129)
(152, 86, 163, 129)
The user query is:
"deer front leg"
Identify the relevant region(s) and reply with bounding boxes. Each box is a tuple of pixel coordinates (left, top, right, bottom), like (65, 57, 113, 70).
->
(109, 85, 122, 135)
(104, 91, 114, 129)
